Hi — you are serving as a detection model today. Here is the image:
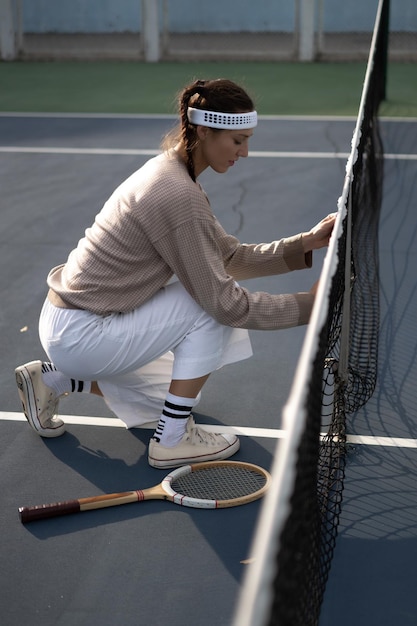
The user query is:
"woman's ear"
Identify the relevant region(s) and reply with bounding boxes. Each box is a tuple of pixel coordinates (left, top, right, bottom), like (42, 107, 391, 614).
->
(196, 125, 210, 141)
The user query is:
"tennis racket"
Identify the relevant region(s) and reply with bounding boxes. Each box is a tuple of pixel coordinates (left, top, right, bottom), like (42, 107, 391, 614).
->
(19, 460, 271, 524)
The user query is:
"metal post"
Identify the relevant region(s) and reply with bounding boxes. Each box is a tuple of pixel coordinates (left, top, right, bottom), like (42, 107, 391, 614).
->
(317, 0, 324, 56)
(0, 0, 16, 60)
(298, 0, 316, 61)
(142, 0, 160, 62)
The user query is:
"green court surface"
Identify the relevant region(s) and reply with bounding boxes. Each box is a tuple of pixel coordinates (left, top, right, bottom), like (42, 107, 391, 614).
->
(0, 61, 416, 116)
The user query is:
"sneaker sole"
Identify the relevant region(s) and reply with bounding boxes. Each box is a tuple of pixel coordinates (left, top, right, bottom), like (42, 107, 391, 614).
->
(148, 437, 240, 469)
(15, 366, 65, 438)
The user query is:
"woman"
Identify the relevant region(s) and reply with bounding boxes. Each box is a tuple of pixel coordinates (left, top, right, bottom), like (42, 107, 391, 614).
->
(15, 78, 335, 469)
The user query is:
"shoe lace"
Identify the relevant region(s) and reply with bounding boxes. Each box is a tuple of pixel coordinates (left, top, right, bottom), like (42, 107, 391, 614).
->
(188, 425, 223, 447)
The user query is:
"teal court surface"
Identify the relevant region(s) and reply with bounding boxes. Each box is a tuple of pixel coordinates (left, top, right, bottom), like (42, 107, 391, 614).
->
(0, 113, 416, 625)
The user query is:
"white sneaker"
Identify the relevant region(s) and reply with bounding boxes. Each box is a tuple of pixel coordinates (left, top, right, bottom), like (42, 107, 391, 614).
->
(148, 416, 240, 469)
(15, 360, 66, 438)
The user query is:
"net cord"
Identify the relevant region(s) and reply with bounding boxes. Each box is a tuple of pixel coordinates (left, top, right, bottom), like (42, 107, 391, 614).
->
(338, 186, 353, 381)
(232, 2, 387, 624)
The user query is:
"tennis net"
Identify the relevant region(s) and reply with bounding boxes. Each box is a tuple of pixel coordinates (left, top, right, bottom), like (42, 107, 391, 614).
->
(233, 0, 388, 624)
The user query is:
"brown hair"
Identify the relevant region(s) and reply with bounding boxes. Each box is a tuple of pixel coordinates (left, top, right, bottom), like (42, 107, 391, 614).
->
(163, 78, 255, 181)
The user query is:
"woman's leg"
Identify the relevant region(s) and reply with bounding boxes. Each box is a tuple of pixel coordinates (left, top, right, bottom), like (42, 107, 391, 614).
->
(91, 375, 208, 401)
(151, 374, 210, 446)
(91, 381, 103, 396)
(18, 283, 250, 464)
(169, 375, 210, 398)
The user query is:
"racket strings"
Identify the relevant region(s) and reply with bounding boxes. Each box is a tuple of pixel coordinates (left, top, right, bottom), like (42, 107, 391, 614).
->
(171, 466, 267, 500)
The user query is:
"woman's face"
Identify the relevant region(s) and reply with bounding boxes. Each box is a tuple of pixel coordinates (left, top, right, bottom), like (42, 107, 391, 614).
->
(194, 126, 254, 176)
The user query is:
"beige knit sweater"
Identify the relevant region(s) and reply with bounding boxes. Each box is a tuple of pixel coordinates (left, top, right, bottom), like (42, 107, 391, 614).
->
(48, 151, 314, 330)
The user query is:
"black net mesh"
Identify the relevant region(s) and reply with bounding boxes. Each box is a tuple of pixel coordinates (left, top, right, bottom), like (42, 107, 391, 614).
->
(265, 1, 389, 624)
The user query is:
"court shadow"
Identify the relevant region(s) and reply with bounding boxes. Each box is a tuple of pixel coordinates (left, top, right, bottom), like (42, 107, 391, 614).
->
(23, 413, 274, 584)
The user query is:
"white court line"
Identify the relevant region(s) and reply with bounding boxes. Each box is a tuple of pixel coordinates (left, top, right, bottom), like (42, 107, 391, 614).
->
(0, 146, 346, 159)
(2, 411, 417, 447)
(0, 112, 416, 123)
(1, 146, 416, 160)
(0, 146, 160, 156)
(0, 112, 357, 121)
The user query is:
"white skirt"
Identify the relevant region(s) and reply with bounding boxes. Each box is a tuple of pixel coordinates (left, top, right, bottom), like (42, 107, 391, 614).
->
(39, 280, 252, 427)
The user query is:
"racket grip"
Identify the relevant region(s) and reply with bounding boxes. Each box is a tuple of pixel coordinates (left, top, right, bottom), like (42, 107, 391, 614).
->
(19, 499, 81, 523)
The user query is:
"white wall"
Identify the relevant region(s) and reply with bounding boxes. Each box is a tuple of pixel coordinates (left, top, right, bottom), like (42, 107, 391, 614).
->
(21, 0, 417, 34)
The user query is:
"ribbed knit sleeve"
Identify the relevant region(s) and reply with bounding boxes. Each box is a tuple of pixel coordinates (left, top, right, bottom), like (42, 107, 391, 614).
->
(153, 216, 313, 330)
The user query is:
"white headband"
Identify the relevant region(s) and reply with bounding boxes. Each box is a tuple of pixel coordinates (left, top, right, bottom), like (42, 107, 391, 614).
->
(187, 107, 257, 130)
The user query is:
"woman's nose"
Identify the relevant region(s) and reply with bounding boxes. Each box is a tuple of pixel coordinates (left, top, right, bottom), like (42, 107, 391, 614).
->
(238, 144, 249, 158)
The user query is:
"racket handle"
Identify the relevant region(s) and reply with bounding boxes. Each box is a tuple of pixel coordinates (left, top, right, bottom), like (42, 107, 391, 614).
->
(19, 500, 80, 523)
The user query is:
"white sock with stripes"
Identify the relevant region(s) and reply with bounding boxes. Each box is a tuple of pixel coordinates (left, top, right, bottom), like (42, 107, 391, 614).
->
(153, 392, 194, 447)
(41, 362, 92, 396)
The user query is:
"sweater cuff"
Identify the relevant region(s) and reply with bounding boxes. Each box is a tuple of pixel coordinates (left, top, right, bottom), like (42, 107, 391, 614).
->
(283, 234, 312, 271)
(294, 292, 315, 325)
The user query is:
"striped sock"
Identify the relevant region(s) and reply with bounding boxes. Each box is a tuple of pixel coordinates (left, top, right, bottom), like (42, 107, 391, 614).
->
(153, 392, 194, 447)
(41, 362, 91, 396)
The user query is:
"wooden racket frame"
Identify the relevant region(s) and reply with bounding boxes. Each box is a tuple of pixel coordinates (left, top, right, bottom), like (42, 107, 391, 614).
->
(19, 460, 271, 523)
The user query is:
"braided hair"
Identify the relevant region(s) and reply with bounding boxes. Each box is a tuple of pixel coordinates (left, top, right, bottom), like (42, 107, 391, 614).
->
(163, 78, 255, 182)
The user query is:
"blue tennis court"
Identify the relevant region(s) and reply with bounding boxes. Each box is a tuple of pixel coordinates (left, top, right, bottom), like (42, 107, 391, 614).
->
(0, 113, 416, 625)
